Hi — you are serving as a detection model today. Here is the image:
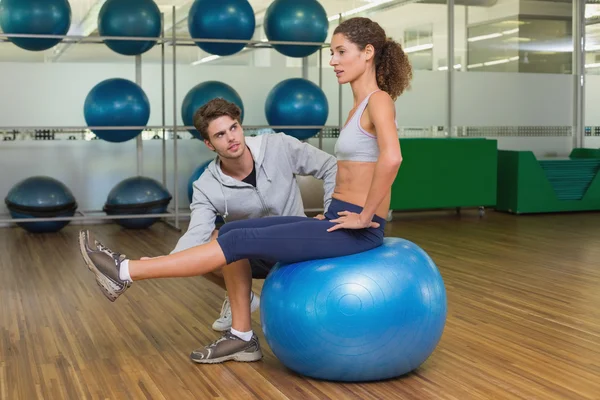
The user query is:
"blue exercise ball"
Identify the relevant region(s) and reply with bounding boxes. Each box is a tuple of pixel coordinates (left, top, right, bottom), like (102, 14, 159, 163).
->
(260, 237, 447, 382)
(98, 0, 162, 56)
(181, 81, 244, 140)
(84, 78, 151, 143)
(104, 176, 172, 229)
(265, 78, 328, 140)
(0, 0, 72, 51)
(263, 0, 328, 58)
(5, 176, 77, 233)
(188, 161, 225, 224)
(188, 0, 255, 56)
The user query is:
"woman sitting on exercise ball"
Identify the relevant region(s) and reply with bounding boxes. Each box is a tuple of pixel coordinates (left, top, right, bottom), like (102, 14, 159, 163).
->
(78, 16, 413, 364)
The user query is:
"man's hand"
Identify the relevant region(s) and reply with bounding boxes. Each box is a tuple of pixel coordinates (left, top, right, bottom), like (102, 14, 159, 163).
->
(327, 211, 380, 232)
(313, 214, 326, 220)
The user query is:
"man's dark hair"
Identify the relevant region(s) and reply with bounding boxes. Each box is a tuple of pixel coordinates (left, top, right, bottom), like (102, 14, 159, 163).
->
(193, 98, 242, 141)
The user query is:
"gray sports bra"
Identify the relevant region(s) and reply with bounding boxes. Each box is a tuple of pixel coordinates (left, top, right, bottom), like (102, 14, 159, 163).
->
(334, 90, 392, 162)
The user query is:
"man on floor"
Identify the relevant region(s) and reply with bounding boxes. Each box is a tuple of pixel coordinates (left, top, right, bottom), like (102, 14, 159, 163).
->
(170, 98, 337, 334)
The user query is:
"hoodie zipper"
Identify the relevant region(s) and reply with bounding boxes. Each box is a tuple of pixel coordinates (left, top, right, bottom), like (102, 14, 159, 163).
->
(255, 164, 270, 216)
(255, 187, 269, 216)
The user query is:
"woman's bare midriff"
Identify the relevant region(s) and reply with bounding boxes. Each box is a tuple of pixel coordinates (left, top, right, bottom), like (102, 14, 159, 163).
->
(332, 160, 391, 220)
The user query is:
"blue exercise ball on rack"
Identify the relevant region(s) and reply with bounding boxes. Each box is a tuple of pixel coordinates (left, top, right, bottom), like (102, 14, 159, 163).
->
(260, 237, 447, 382)
(0, 0, 72, 51)
(104, 176, 172, 229)
(84, 78, 151, 143)
(98, 0, 162, 56)
(263, 0, 328, 58)
(188, 0, 255, 56)
(5, 176, 77, 233)
(188, 161, 225, 224)
(265, 78, 328, 140)
(181, 81, 244, 140)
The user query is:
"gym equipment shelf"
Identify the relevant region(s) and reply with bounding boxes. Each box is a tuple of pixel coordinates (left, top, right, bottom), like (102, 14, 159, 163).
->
(496, 148, 600, 214)
(0, 5, 334, 230)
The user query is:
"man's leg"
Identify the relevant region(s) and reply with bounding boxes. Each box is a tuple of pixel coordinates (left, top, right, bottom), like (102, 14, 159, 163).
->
(211, 264, 262, 332)
(221, 259, 253, 333)
(189, 257, 263, 364)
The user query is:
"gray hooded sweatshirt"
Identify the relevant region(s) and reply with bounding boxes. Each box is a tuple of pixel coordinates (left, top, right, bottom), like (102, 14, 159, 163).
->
(171, 132, 338, 254)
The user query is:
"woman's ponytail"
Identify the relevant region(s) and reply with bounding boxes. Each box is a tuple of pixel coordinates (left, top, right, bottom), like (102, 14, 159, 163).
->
(376, 38, 412, 100)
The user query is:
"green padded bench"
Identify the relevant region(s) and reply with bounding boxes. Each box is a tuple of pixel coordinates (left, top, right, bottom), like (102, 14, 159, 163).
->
(389, 138, 498, 217)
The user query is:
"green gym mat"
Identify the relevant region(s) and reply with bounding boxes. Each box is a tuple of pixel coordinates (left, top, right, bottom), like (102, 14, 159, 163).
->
(539, 158, 600, 201)
(496, 149, 600, 214)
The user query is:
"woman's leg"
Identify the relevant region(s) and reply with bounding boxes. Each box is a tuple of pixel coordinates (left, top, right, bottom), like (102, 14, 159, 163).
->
(78, 210, 383, 302)
(77, 216, 314, 302)
(128, 216, 311, 280)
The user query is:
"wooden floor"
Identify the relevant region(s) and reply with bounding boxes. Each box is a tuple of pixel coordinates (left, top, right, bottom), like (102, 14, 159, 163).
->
(1, 209, 600, 400)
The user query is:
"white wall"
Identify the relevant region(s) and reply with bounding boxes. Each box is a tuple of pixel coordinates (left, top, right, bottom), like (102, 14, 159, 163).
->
(586, 75, 600, 126)
(454, 71, 573, 127)
(585, 137, 600, 149)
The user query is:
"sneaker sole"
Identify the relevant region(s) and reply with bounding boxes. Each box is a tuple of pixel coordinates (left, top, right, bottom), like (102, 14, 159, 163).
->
(191, 349, 263, 364)
(78, 230, 125, 302)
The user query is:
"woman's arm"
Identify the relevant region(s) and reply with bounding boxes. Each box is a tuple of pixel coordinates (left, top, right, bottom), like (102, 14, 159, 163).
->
(359, 91, 402, 224)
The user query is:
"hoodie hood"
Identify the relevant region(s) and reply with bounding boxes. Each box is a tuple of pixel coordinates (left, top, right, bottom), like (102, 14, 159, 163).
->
(206, 134, 270, 188)
(204, 135, 270, 219)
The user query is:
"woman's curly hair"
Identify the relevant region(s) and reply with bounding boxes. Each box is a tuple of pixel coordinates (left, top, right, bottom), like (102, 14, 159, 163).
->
(333, 17, 413, 100)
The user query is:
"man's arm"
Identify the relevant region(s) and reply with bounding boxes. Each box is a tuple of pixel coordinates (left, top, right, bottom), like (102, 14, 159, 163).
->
(280, 133, 337, 212)
(170, 187, 219, 254)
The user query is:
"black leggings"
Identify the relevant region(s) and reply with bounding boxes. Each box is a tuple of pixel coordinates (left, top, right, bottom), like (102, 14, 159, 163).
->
(216, 198, 386, 265)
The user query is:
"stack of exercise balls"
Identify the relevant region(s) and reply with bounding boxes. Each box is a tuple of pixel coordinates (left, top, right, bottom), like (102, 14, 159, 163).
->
(179, 76, 328, 142)
(186, 0, 328, 59)
(0, 0, 332, 234)
(4, 176, 77, 233)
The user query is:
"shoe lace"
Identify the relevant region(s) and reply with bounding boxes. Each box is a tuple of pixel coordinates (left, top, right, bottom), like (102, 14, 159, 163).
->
(208, 331, 237, 348)
(218, 296, 232, 320)
(95, 241, 126, 261)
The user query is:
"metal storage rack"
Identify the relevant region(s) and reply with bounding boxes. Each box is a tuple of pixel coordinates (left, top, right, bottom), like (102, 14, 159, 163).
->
(0, 6, 340, 231)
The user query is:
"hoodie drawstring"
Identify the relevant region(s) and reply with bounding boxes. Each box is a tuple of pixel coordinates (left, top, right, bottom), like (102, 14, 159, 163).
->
(262, 164, 271, 182)
(219, 183, 229, 221)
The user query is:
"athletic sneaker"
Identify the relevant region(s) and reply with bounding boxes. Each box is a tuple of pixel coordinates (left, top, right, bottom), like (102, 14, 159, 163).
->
(212, 292, 261, 332)
(78, 229, 131, 302)
(190, 331, 263, 364)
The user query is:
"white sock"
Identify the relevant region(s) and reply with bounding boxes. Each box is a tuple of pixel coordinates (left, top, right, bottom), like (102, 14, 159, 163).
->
(119, 259, 132, 282)
(230, 328, 253, 342)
